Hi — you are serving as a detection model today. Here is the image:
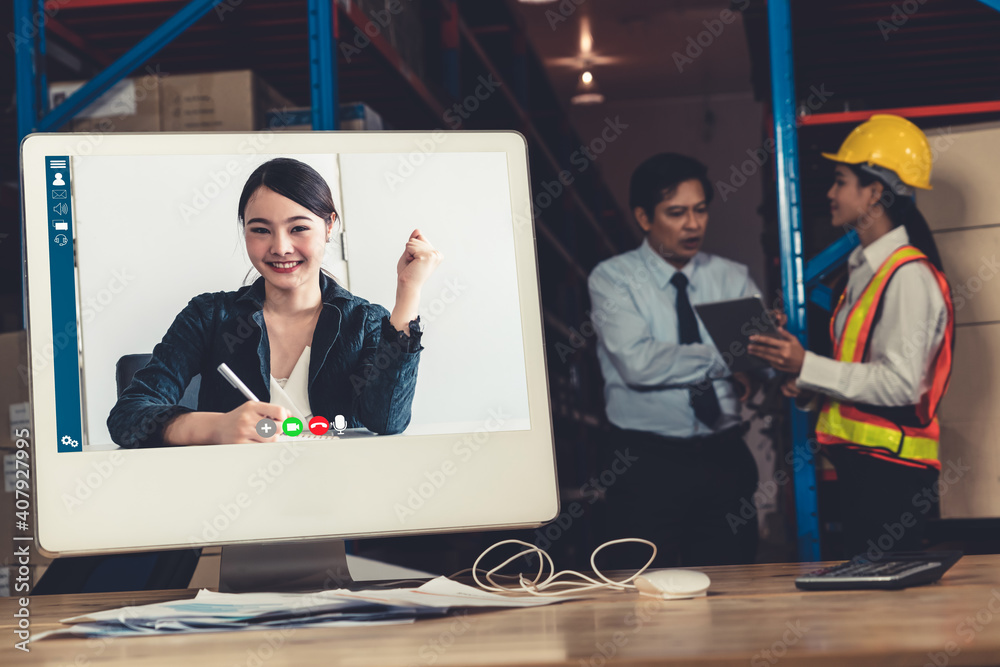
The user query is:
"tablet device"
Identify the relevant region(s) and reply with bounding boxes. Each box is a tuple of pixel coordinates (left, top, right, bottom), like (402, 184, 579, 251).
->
(694, 297, 780, 373)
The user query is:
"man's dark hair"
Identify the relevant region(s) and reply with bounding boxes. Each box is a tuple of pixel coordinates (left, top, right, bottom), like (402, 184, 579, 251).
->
(628, 153, 713, 219)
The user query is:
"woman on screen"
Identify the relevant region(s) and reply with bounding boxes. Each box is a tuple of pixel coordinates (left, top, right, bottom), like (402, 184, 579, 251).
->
(747, 115, 954, 556)
(108, 157, 442, 447)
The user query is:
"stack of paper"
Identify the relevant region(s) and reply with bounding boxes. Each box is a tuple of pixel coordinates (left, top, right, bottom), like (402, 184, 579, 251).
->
(35, 577, 566, 640)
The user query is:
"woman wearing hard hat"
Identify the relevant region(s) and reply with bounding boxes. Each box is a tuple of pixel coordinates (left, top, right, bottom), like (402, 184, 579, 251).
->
(748, 114, 954, 557)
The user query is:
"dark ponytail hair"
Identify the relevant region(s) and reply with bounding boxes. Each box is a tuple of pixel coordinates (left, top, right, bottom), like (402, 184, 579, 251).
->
(849, 164, 944, 273)
(238, 157, 339, 229)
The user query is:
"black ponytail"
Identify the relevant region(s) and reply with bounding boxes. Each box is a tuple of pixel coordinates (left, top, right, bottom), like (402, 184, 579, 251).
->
(850, 164, 944, 273)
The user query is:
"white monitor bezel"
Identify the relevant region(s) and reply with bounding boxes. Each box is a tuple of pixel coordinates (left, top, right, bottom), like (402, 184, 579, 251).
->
(22, 131, 559, 557)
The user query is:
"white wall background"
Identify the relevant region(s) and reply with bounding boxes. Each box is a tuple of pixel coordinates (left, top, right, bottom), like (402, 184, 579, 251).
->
(340, 152, 529, 434)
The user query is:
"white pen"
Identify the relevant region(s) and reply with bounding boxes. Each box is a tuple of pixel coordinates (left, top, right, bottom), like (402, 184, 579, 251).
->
(217, 363, 260, 402)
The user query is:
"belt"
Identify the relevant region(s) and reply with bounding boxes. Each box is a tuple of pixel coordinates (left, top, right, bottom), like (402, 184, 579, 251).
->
(612, 423, 746, 449)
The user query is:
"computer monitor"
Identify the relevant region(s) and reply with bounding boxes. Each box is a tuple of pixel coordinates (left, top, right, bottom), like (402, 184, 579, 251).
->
(21, 131, 558, 588)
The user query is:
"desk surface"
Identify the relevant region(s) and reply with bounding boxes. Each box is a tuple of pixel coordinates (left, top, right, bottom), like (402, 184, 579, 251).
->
(5, 554, 1000, 667)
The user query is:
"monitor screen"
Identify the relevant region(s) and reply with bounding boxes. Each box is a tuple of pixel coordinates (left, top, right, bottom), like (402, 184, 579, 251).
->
(22, 132, 558, 556)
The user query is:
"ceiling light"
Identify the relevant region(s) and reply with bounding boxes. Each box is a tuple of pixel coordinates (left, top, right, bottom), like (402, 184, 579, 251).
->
(580, 16, 593, 54)
(571, 70, 604, 105)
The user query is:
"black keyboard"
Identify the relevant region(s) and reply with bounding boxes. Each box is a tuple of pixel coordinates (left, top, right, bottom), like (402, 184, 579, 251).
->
(795, 551, 963, 590)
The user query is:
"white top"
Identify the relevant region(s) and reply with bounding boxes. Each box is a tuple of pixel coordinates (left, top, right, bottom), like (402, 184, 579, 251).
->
(797, 226, 948, 406)
(269, 346, 312, 420)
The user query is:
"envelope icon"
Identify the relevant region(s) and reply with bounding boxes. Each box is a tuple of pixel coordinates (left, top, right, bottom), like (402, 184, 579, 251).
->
(52, 190, 67, 199)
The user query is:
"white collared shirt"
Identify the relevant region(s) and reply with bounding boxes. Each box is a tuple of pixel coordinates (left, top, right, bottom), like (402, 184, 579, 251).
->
(588, 238, 761, 438)
(797, 226, 949, 406)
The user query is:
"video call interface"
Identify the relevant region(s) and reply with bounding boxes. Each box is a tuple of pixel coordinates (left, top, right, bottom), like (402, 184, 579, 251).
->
(42, 151, 532, 453)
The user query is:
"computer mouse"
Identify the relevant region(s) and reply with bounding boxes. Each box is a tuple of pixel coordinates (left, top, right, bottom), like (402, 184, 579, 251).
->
(634, 569, 711, 599)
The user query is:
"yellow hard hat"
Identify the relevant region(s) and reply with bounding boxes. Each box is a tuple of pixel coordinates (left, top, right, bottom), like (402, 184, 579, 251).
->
(821, 114, 932, 190)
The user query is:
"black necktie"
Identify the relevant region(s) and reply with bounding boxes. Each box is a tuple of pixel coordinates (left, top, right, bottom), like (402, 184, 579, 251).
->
(670, 272, 721, 427)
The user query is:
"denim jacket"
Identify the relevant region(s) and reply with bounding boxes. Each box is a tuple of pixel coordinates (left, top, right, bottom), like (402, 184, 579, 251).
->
(107, 273, 422, 447)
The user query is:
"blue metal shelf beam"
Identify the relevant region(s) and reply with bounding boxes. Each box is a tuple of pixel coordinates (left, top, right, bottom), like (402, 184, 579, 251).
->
(14, 0, 42, 140)
(768, 0, 820, 562)
(309, 0, 339, 131)
(803, 230, 858, 286)
(34, 0, 226, 135)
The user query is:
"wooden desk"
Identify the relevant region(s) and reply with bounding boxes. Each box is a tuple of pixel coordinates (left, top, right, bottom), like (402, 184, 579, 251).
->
(5, 555, 1000, 667)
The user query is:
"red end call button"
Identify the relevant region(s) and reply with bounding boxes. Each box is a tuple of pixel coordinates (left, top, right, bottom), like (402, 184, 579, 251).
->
(308, 416, 330, 435)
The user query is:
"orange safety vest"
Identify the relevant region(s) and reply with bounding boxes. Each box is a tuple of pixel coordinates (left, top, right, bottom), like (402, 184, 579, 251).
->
(815, 245, 954, 470)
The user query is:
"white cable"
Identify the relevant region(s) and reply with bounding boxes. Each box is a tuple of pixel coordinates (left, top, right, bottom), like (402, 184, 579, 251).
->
(469, 538, 657, 597)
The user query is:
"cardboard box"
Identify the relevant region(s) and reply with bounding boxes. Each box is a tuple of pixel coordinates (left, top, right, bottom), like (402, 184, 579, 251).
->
(266, 102, 385, 132)
(0, 331, 29, 450)
(49, 76, 161, 132)
(160, 70, 294, 132)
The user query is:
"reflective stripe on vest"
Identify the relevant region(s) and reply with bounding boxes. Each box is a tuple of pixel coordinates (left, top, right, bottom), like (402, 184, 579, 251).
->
(816, 245, 954, 467)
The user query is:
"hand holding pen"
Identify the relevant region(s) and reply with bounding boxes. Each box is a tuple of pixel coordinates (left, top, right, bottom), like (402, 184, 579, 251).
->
(216, 363, 291, 443)
(161, 365, 292, 445)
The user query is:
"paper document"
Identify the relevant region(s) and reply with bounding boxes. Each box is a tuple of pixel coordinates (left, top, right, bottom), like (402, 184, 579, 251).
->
(34, 576, 569, 641)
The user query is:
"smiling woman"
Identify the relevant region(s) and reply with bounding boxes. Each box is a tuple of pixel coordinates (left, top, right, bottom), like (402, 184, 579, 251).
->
(107, 157, 443, 447)
(747, 115, 954, 558)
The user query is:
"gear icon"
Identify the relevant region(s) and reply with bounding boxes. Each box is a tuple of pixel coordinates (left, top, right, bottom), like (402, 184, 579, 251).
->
(61, 435, 79, 448)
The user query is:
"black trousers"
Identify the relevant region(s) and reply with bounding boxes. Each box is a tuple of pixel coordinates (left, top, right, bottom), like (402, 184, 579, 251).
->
(597, 425, 759, 570)
(824, 446, 940, 559)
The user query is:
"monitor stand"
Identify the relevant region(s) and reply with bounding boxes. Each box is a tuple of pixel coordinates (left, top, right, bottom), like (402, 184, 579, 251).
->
(219, 539, 356, 592)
